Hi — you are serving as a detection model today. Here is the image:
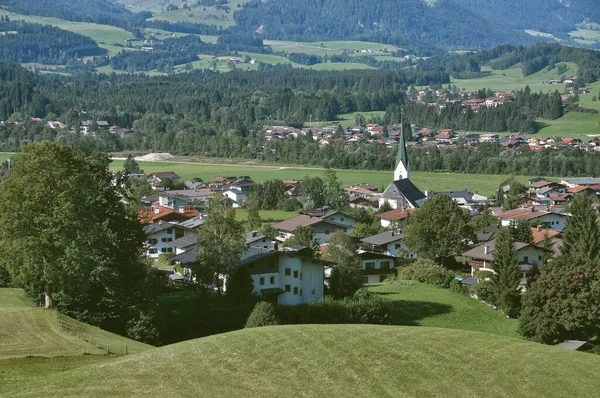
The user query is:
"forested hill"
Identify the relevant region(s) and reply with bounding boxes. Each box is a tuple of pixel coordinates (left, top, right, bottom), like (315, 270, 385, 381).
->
(457, 0, 600, 36)
(0, 0, 133, 23)
(231, 0, 541, 49)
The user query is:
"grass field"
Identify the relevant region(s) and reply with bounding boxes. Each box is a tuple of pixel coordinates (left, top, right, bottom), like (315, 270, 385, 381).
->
(371, 282, 518, 338)
(569, 29, 600, 45)
(235, 209, 299, 223)
(451, 63, 579, 93)
(146, 0, 251, 28)
(4, 324, 600, 397)
(0, 289, 151, 359)
(107, 157, 534, 197)
(337, 111, 386, 127)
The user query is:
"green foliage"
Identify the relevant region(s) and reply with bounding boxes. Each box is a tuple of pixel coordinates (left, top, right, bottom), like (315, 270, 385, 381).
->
(276, 295, 391, 325)
(0, 142, 157, 336)
(449, 279, 468, 295)
(469, 211, 499, 231)
(377, 201, 393, 214)
(323, 169, 348, 210)
(508, 220, 533, 243)
(404, 195, 474, 261)
(282, 225, 319, 254)
(245, 191, 262, 230)
(472, 280, 497, 304)
(490, 228, 522, 318)
(279, 198, 303, 212)
(123, 154, 142, 175)
(519, 258, 600, 344)
(323, 230, 363, 299)
(126, 312, 160, 345)
(245, 301, 280, 328)
(193, 207, 246, 291)
(227, 267, 256, 302)
(348, 221, 381, 239)
(396, 259, 455, 288)
(561, 194, 600, 264)
(253, 180, 287, 210)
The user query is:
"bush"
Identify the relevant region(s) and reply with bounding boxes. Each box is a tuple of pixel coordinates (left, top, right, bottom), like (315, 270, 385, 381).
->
(472, 280, 496, 304)
(396, 259, 454, 288)
(279, 198, 303, 211)
(449, 279, 468, 295)
(277, 294, 391, 325)
(245, 301, 280, 328)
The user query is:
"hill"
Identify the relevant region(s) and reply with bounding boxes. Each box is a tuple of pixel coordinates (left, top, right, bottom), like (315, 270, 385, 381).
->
(0, 288, 151, 359)
(4, 324, 600, 397)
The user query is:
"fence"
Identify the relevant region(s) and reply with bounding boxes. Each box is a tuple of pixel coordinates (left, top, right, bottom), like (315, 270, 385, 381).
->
(56, 312, 130, 355)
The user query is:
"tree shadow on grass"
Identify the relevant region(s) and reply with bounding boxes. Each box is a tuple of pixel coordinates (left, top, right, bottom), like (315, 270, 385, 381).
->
(385, 300, 454, 326)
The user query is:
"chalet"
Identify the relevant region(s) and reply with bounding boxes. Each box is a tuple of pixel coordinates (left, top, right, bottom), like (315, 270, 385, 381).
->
(144, 221, 180, 258)
(271, 215, 349, 244)
(548, 192, 573, 205)
(479, 134, 500, 143)
(425, 190, 489, 212)
(462, 239, 550, 287)
(357, 251, 399, 284)
(138, 204, 199, 224)
(172, 246, 327, 305)
(349, 196, 378, 209)
(475, 224, 500, 243)
(578, 87, 589, 94)
(244, 230, 276, 250)
(147, 172, 181, 191)
(80, 120, 109, 135)
(47, 121, 66, 129)
(435, 129, 455, 144)
(561, 177, 600, 188)
(530, 227, 560, 244)
(301, 209, 357, 229)
(376, 208, 415, 228)
(360, 231, 415, 258)
(495, 208, 567, 231)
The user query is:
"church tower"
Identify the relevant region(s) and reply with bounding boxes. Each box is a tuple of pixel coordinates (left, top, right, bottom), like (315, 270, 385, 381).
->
(393, 121, 410, 181)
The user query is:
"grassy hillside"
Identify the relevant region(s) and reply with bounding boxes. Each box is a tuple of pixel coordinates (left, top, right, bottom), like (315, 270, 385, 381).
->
(0, 289, 151, 359)
(372, 282, 518, 338)
(4, 324, 600, 397)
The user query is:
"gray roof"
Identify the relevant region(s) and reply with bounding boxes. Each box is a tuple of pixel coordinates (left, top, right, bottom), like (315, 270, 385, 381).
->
(239, 247, 277, 266)
(536, 187, 555, 195)
(171, 250, 197, 264)
(361, 231, 406, 246)
(380, 179, 426, 208)
(178, 216, 205, 230)
(170, 234, 198, 249)
(462, 239, 534, 261)
(244, 231, 271, 244)
(144, 222, 177, 234)
(560, 177, 600, 186)
(476, 225, 500, 242)
(459, 277, 478, 286)
(556, 340, 588, 351)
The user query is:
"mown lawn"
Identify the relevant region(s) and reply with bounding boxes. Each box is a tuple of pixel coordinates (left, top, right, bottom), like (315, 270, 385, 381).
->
(370, 282, 519, 338)
(4, 324, 600, 397)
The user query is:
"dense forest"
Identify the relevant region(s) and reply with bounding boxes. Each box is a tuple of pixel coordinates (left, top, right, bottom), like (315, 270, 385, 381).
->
(0, 20, 105, 64)
(232, 0, 542, 49)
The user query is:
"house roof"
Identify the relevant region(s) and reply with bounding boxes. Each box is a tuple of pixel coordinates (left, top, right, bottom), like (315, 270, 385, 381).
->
(530, 227, 560, 244)
(170, 234, 198, 249)
(380, 179, 426, 208)
(138, 205, 199, 223)
(344, 186, 378, 196)
(567, 185, 588, 194)
(271, 215, 345, 232)
(535, 186, 556, 195)
(376, 208, 415, 221)
(360, 231, 406, 246)
(549, 193, 573, 202)
(496, 208, 553, 221)
(462, 239, 546, 262)
(476, 224, 500, 242)
(150, 171, 181, 181)
(244, 231, 271, 244)
(357, 250, 398, 260)
(170, 249, 197, 264)
(561, 177, 600, 186)
(530, 180, 555, 189)
(178, 216, 205, 230)
(144, 221, 178, 234)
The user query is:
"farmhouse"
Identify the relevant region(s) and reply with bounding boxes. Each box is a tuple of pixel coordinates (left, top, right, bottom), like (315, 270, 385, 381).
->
(272, 214, 349, 244)
(360, 231, 416, 258)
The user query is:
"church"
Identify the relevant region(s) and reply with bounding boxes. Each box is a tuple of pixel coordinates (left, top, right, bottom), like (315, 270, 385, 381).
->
(379, 126, 426, 209)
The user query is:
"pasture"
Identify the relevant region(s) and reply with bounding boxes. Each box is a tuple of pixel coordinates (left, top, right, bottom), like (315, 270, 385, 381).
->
(371, 282, 518, 338)
(3, 324, 600, 397)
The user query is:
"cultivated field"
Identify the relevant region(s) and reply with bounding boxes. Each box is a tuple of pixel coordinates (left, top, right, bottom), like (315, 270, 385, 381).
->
(4, 324, 600, 397)
(371, 282, 518, 337)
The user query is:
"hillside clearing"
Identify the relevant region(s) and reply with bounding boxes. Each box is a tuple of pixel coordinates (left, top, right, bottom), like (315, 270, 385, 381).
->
(4, 324, 600, 397)
(0, 288, 151, 359)
(371, 282, 518, 337)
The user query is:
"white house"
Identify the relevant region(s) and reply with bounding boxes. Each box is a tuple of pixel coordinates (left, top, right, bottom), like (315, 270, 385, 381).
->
(360, 231, 416, 258)
(171, 246, 326, 305)
(244, 230, 276, 249)
(144, 221, 180, 258)
(301, 209, 357, 229)
(271, 214, 349, 244)
(496, 208, 568, 231)
(223, 188, 248, 207)
(376, 208, 415, 228)
(357, 251, 399, 284)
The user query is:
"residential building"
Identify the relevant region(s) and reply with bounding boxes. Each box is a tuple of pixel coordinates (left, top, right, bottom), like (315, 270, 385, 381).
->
(360, 231, 416, 258)
(358, 251, 398, 284)
(147, 172, 181, 191)
(271, 215, 349, 244)
(496, 208, 568, 231)
(376, 208, 415, 228)
(144, 221, 181, 258)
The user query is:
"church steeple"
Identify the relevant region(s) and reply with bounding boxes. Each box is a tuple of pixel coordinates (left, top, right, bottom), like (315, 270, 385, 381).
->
(394, 115, 410, 181)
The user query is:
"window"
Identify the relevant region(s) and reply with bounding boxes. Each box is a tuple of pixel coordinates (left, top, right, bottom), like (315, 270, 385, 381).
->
(300, 289, 303, 297)
(379, 275, 387, 283)
(362, 277, 369, 284)
(167, 248, 173, 253)
(293, 270, 298, 278)
(293, 287, 298, 295)
(259, 277, 265, 286)
(285, 284, 291, 292)
(325, 230, 330, 235)
(167, 238, 173, 242)
(285, 268, 291, 276)
(161, 248, 167, 253)
(161, 238, 167, 242)
(538, 255, 542, 261)
(270, 276, 275, 284)
(149, 248, 157, 254)
(523, 256, 529, 263)
(365, 262, 375, 270)
(340, 217, 345, 221)
(395, 244, 401, 249)
(167, 228, 173, 234)
(381, 261, 390, 270)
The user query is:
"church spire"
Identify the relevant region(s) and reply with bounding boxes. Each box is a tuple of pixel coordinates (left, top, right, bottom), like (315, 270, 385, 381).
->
(394, 114, 410, 181)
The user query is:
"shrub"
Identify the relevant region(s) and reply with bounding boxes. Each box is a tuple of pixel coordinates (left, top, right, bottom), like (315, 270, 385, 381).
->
(449, 279, 468, 295)
(472, 280, 496, 304)
(396, 259, 454, 288)
(276, 294, 391, 325)
(245, 302, 280, 328)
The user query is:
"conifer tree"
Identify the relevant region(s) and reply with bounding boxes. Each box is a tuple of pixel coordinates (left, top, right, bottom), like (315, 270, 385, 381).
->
(491, 228, 522, 318)
(561, 195, 600, 265)
(509, 219, 532, 243)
